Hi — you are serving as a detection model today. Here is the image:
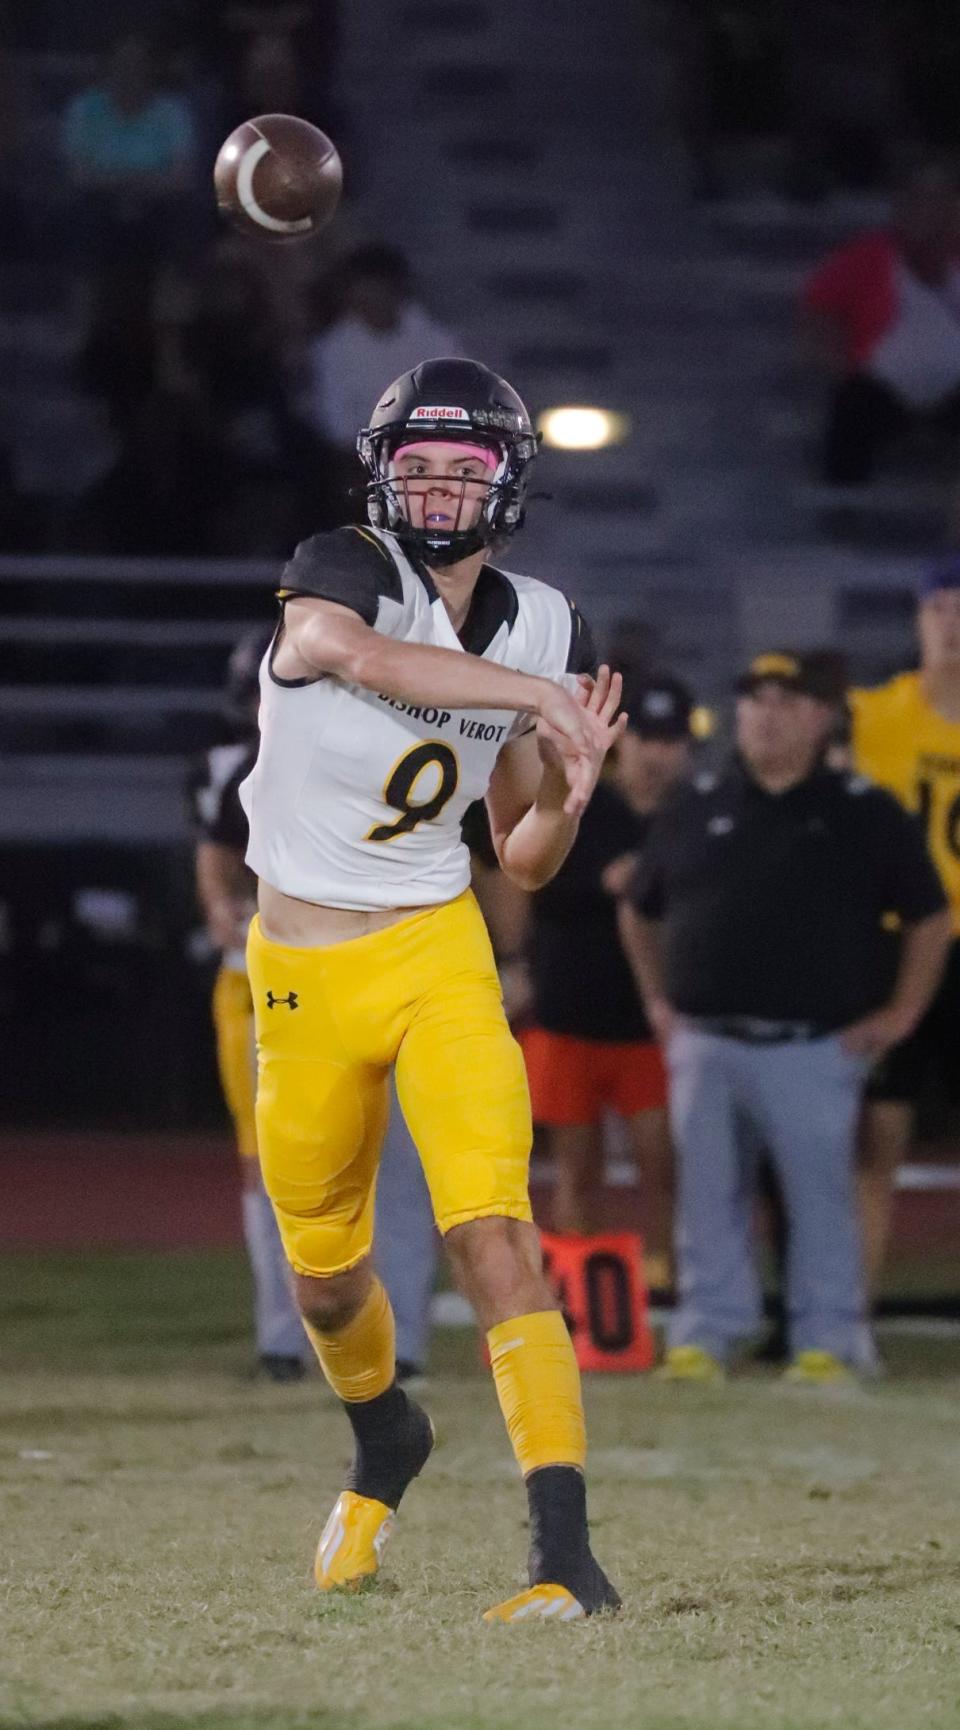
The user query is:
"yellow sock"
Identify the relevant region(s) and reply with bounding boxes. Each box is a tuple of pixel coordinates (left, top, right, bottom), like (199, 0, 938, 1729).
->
(487, 1309, 586, 1474)
(303, 1277, 396, 1403)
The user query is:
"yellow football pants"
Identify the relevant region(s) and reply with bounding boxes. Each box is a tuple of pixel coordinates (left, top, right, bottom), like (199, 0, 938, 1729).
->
(246, 890, 533, 1277)
(211, 965, 258, 1160)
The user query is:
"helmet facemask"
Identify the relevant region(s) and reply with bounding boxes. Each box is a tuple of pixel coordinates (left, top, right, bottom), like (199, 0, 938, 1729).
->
(358, 426, 539, 568)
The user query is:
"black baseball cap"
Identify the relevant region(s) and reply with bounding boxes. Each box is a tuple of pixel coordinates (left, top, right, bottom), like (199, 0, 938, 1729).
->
(736, 650, 847, 705)
(920, 555, 960, 600)
(624, 675, 694, 741)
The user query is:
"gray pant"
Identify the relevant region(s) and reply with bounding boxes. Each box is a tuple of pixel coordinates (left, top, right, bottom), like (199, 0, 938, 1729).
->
(250, 1074, 439, 1370)
(666, 1025, 876, 1369)
(241, 1185, 309, 1361)
(375, 1077, 441, 1370)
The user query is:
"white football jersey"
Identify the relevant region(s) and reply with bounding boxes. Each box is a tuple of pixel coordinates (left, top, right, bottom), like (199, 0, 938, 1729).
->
(239, 524, 596, 911)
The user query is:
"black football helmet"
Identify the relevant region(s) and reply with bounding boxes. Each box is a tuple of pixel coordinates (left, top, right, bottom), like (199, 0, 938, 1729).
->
(357, 357, 539, 567)
(224, 626, 272, 721)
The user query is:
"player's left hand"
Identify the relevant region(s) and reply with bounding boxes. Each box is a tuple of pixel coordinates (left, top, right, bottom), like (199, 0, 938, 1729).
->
(536, 665, 627, 816)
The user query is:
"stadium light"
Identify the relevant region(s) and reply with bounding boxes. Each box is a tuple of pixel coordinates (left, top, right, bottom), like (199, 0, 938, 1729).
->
(537, 406, 630, 451)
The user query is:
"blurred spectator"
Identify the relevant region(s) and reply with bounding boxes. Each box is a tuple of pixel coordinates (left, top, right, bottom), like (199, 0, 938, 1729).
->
(183, 0, 341, 139)
(76, 274, 164, 434)
(0, 444, 43, 552)
(303, 244, 463, 453)
(235, 29, 301, 118)
(188, 629, 310, 1383)
(850, 561, 960, 1292)
(671, 0, 784, 201)
(189, 1, 341, 86)
(223, 29, 313, 135)
(801, 160, 960, 486)
(0, 21, 27, 265)
(626, 650, 950, 1382)
(896, 2, 960, 156)
(170, 251, 340, 550)
(521, 676, 695, 1291)
(65, 391, 212, 555)
(782, 1, 896, 202)
(177, 253, 292, 443)
(61, 32, 200, 287)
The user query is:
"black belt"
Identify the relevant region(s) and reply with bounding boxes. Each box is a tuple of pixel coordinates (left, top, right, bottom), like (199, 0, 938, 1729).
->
(689, 1016, 833, 1045)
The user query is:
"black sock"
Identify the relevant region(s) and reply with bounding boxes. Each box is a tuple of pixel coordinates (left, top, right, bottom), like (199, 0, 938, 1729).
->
(342, 1382, 432, 1510)
(526, 1465, 622, 1612)
(526, 1465, 590, 1581)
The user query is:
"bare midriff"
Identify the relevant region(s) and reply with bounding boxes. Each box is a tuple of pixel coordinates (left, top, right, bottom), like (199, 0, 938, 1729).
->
(257, 878, 433, 947)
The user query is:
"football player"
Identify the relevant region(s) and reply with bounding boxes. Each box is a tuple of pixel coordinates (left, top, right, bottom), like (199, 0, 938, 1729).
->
(190, 632, 310, 1380)
(850, 561, 960, 1289)
(193, 634, 441, 1384)
(240, 358, 625, 1621)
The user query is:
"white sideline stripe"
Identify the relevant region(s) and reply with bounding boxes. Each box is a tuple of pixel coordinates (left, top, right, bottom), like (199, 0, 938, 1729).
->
(428, 1293, 960, 1339)
(530, 1158, 960, 1191)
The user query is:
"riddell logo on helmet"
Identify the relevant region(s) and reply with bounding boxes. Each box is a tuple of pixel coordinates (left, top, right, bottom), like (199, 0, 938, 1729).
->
(409, 406, 471, 422)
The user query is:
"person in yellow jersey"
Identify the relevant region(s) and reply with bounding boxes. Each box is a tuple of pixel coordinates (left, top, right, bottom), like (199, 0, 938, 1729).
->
(240, 359, 626, 1623)
(850, 560, 960, 1289)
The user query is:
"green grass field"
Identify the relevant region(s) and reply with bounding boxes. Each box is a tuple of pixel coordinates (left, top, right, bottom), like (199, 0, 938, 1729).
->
(2, 1250, 960, 1730)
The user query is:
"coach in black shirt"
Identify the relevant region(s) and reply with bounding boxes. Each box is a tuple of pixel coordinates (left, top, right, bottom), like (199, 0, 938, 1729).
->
(624, 651, 950, 1382)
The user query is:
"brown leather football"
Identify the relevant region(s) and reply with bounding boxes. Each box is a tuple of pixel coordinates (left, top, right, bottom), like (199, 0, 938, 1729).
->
(214, 114, 343, 243)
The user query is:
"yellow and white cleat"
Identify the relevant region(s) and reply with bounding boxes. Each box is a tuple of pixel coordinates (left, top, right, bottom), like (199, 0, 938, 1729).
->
(314, 1490, 395, 1592)
(482, 1583, 585, 1624)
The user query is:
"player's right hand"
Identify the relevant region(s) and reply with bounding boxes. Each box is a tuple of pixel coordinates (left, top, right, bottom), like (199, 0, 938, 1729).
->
(536, 667, 627, 816)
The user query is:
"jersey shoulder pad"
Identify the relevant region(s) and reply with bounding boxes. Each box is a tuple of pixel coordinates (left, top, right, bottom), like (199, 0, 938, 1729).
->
(564, 596, 598, 676)
(278, 525, 403, 624)
(495, 568, 591, 681)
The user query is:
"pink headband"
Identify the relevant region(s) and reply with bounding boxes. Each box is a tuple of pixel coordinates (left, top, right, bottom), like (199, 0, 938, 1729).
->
(393, 440, 500, 471)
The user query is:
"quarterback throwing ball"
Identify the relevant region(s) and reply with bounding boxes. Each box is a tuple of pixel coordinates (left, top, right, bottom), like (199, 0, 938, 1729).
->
(241, 358, 625, 1622)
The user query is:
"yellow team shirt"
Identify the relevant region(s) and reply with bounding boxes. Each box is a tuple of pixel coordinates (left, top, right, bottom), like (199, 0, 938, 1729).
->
(851, 670, 960, 930)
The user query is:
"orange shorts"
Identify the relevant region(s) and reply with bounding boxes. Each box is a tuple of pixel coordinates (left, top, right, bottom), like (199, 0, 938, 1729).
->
(520, 1026, 667, 1127)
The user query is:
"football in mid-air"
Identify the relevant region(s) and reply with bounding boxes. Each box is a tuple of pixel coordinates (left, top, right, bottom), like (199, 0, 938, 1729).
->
(214, 113, 343, 242)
